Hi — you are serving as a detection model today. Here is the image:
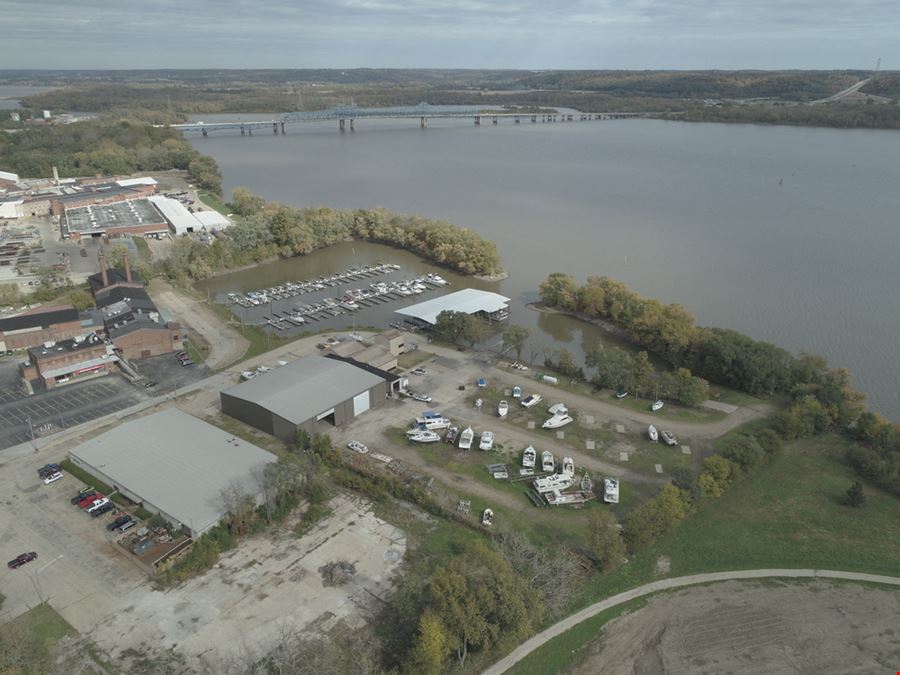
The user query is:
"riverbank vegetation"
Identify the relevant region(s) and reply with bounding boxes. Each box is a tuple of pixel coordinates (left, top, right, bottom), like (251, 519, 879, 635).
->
(674, 101, 900, 130)
(0, 117, 222, 192)
(162, 187, 503, 280)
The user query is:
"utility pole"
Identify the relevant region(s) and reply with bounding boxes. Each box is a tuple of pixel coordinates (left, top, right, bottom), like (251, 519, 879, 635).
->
(25, 415, 37, 452)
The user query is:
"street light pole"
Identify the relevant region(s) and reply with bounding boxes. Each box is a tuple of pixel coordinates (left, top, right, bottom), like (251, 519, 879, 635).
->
(25, 415, 37, 452)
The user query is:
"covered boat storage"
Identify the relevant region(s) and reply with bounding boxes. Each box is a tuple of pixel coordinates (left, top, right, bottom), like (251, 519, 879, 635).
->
(394, 288, 511, 329)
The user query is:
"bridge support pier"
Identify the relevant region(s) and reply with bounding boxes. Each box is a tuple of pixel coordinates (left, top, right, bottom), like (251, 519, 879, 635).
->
(474, 116, 480, 125)
(201, 128, 208, 137)
(240, 125, 245, 135)
(350, 118, 354, 131)
(492, 116, 498, 125)
(420, 116, 427, 128)
(339, 118, 345, 132)
(273, 122, 278, 134)
(514, 116, 520, 124)
(281, 121, 285, 134)
(531, 115, 536, 123)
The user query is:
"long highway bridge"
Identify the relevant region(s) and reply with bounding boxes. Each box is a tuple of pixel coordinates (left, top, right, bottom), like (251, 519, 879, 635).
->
(162, 103, 656, 136)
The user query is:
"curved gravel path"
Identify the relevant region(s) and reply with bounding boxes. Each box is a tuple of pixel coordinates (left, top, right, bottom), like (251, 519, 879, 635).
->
(482, 568, 900, 675)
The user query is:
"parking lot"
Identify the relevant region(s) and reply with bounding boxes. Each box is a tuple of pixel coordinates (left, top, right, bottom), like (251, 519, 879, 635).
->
(128, 351, 210, 394)
(0, 359, 148, 450)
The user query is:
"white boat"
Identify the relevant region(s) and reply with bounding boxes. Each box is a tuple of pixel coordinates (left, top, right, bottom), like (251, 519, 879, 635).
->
(615, 391, 628, 399)
(521, 394, 542, 408)
(648, 425, 659, 442)
(603, 478, 620, 504)
(562, 456, 575, 477)
(545, 490, 594, 506)
(533, 473, 574, 493)
(542, 414, 573, 429)
(522, 446, 536, 468)
(415, 411, 452, 430)
(661, 430, 678, 446)
(479, 431, 495, 451)
(482, 508, 494, 526)
(458, 426, 474, 450)
(240, 370, 257, 381)
(548, 403, 568, 415)
(651, 400, 664, 412)
(427, 272, 449, 286)
(498, 400, 509, 418)
(512, 385, 522, 398)
(580, 472, 593, 492)
(410, 430, 441, 443)
(541, 450, 555, 473)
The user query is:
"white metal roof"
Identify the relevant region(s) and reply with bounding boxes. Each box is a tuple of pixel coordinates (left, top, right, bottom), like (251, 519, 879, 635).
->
(0, 170, 19, 183)
(395, 288, 510, 326)
(222, 355, 384, 425)
(68, 409, 276, 535)
(148, 195, 202, 234)
(115, 177, 158, 187)
(194, 210, 231, 229)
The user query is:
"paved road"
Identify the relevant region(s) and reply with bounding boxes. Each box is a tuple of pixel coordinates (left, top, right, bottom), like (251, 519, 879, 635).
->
(482, 568, 900, 675)
(809, 78, 872, 104)
(150, 279, 249, 370)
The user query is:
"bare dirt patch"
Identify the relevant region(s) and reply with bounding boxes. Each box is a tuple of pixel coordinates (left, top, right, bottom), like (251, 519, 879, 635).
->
(570, 580, 900, 675)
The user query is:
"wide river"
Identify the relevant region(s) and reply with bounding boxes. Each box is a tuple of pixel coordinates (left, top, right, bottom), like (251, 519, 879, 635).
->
(191, 116, 900, 420)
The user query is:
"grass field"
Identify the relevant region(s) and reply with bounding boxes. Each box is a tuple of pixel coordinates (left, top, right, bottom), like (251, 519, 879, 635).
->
(197, 190, 229, 214)
(0, 603, 77, 671)
(507, 433, 900, 673)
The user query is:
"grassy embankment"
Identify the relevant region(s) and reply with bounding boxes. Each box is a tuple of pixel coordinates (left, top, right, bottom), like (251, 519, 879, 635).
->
(506, 433, 900, 674)
(0, 603, 77, 671)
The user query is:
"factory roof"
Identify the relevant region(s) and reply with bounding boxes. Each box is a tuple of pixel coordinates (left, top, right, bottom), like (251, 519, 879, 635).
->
(63, 198, 167, 234)
(68, 409, 277, 536)
(222, 355, 384, 425)
(148, 195, 201, 234)
(395, 288, 510, 326)
(0, 305, 79, 333)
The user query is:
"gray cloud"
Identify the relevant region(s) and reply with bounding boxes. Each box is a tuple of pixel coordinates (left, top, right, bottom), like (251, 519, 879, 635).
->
(1, 0, 897, 68)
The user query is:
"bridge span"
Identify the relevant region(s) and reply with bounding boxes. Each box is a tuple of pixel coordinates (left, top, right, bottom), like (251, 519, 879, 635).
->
(162, 103, 654, 136)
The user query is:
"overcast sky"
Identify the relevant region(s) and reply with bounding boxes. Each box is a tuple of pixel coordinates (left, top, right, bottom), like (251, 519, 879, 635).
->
(1, 0, 896, 70)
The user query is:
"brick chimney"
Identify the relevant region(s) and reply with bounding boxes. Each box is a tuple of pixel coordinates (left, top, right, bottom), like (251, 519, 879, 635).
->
(98, 250, 109, 288)
(124, 254, 132, 283)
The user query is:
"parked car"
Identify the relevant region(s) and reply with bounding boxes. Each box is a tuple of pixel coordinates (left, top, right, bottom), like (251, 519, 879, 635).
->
(86, 498, 110, 513)
(175, 351, 188, 359)
(410, 392, 432, 403)
(43, 471, 64, 485)
(37, 463, 60, 478)
(71, 490, 99, 505)
(476, 377, 487, 388)
(7, 552, 38, 569)
(411, 367, 427, 375)
(347, 440, 368, 454)
(143, 380, 158, 388)
(117, 519, 137, 533)
(78, 493, 104, 508)
(180, 359, 195, 367)
(107, 515, 132, 531)
(91, 502, 116, 518)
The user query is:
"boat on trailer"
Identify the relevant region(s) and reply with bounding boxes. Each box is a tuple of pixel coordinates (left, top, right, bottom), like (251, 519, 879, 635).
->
(541, 450, 555, 473)
(482, 508, 494, 526)
(458, 426, 474, 450)
(522, 446, 536, 468)
(648, 425, 659, 442)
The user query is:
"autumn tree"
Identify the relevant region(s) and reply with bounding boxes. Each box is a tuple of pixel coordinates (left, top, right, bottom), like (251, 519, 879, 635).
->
(433, 310, 469, 344)
(230, 186, 267, 216)
(539, 272, 578, 310)
(407, 611, 451, 675)
(588, 510, 626, 572)
(502, 324, 530, 361)
(632, 351, 655, 398)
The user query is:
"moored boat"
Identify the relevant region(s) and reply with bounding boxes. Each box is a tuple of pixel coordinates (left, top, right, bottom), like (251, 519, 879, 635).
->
(542, 414, 573, 429)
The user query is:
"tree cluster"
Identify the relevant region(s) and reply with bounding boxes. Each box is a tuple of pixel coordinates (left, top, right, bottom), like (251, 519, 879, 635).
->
(432, 310, 492, 346)
(846, 412, 900, 496)
(675, 101, 900, 130)
(0, 118, 222, 192)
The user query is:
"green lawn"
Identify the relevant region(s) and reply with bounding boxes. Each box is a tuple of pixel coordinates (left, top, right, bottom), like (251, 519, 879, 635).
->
(131, 236, 152, 262)
(398, 349, 432, 370)
(507, 434, 900, 673)
(197, 190, 229, 214)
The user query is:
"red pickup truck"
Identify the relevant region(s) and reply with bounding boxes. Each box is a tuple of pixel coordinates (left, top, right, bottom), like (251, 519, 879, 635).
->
(78, 493, 105, 509)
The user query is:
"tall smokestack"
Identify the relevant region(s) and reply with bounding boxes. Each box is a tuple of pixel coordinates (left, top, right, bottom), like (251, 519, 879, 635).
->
(52, 166, 60, 186)
(124, 254, 132, 283)
(98, 250, 109, 288)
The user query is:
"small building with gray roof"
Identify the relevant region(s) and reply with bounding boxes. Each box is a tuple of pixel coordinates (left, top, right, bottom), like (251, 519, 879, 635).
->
(220, 355, 387, 440)
(67, 409, 277, 537)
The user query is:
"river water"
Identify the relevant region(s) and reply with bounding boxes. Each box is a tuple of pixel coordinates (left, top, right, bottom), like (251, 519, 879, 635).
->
(191, 116, 900, 420)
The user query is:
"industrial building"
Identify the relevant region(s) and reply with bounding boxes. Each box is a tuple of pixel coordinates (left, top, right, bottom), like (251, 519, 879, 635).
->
(148, 195, 231, 235)
(395, 288, 511, 328)
(67, 409, 277, 537)
(62, 199, 169, 240)
(19, 333, 118, 390)
(0, 304, 90, 352)
(221, 355, 387, 439)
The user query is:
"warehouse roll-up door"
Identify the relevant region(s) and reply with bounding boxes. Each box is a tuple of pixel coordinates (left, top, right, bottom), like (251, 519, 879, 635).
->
(316, 408, 335, 421)
(352, 391, 370, 416)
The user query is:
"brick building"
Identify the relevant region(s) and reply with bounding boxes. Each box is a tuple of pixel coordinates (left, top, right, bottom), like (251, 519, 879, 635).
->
(0, 305, 90, 352)
(19, 333, 119, 391)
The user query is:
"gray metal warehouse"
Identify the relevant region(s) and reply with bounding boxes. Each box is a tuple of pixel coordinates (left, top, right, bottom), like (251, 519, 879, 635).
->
(220, 355, 387, 440)
(67, 409, 277, 537)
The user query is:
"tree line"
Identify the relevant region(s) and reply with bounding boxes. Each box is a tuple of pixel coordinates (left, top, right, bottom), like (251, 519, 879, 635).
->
(0, 117, 222, 193)
(674, 101, 900, 130)
(162, 187, 503, 280)
(539, 272, 900, 494)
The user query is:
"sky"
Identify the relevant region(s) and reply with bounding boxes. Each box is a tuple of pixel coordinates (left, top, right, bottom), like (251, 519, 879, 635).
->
(1, 0, 897, 70)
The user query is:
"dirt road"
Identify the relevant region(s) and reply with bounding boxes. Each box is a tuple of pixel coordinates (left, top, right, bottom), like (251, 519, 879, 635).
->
(483, 569, 900, 675)
(149, 279, 249, 370)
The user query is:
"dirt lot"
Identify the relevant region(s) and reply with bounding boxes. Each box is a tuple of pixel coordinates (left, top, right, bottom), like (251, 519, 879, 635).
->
(570, 580, 900, 675)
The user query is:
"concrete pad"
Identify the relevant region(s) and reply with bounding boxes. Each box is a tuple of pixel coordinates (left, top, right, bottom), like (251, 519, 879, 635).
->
(615, 424, 625, 434)
(655, 463, 663, 474)
(527, 420, 535, 429)
(586, 440, 595, 450)
(619, 451, 629, 461)
(681, 445, 692, 455)
(584, 414, 594, 424)
(556, 431, 565, 440)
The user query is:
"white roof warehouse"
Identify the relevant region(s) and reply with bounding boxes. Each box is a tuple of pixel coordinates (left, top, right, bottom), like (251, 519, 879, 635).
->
(67, 409, 276, 537)
(395, 288, 511, 327)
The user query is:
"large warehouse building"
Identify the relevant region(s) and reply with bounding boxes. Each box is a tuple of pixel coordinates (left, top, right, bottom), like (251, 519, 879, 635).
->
(221, 355, 387, 440)
(395, 288, 510, 328)
(68, 409, 276, 537)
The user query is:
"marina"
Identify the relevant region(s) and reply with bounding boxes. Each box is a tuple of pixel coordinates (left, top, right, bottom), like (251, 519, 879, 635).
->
(220, 263, 451, 333)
